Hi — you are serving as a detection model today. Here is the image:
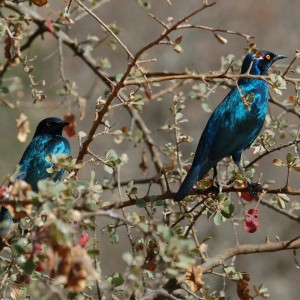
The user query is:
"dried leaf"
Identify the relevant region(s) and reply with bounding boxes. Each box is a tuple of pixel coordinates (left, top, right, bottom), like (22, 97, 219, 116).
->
(4, 33, 21, 65)
(135, 242, 143, 252)
(142, 84, 152, 100)
(62, 246, 99, 292)
(272, 158, 285, 167)
(144, 240, 159, 272)
(139, 150, 148, 173)
(213, 32, 228, 45)
(173, 44, 183, 53)
(16, 113, 30, 143)
(164, 163, 174, 171)
(174, 35, 183, 45)
(146, 262, 157, 271)
(77, 96, 87, 120)
(185, 263, 203, 292)
(64, 113, 76, 137)
(6, 180, 32, 218)
(289, 95, 295, 103)
(292, 162, 300, 172)
(255, 51, 264, 58)
(10, 284, 29, 300)
(236, 273, 251, 300)
(121, 126, 128, 133)
(32, 0, 48, 7)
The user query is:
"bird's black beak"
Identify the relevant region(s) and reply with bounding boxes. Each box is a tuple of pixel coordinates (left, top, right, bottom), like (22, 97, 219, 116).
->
(61, 121, 70, 127)
(274, 54, 287, 61)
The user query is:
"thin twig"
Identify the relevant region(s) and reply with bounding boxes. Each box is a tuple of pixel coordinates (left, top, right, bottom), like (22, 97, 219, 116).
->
(117, 165, 136, 252)
(74, 0, 134, 60)
(245, 138, 300, 168)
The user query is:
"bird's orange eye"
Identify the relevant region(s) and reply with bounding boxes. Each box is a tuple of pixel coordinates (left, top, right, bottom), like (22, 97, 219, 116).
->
(265, 54, 271, 60)
(46, 121, 52, 127)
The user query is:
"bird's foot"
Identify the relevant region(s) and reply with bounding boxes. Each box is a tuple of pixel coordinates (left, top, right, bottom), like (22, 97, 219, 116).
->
(248, 182, 262, 197)
(212, 177, 222, 193)
(209, 180, 224, 195)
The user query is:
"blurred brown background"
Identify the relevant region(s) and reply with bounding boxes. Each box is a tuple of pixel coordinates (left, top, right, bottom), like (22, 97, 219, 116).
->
(1, 0, 300, 298)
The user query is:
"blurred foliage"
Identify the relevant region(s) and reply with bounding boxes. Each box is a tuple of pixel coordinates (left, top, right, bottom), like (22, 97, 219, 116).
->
(1, 0, 300, 299)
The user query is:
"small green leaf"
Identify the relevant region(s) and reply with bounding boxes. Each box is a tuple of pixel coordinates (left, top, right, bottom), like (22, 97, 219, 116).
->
(11, 244, 26, 255)
(111, 129, 123, 135)
(104, 164, 113, 174)
(106, 272, 124, 287)
(221, 203, 234, 218)
(278, 193, 290, 202)
(213, 212, 226, 225)
(277, 197, 285, 209)
(87, 249, 100, 256)
(154, 199, 164, 206)
(286, 152, 296, 165)
(106, 149, 118, 161)
(137, 0, 151, 9)
(111, 273, 124, 287)
(290, 129, 299, 139)
(99, 57, 111, 69)
(23, 259, 35, 275)
(145, 270, 154, 279)
(166, 267, 179, 276)
(136, 198, 147, 208)
(201, 102, 212, 113)
(76, 180, 90, 187)
(109, 232, 119, 244)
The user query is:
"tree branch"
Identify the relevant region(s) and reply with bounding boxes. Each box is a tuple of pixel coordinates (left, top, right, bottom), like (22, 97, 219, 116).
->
(201, 237, 300, 273)
(140, 288, 181, 300)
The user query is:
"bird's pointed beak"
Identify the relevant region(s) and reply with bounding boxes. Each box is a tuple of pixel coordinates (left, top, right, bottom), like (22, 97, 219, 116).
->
(61, 121, 70, 127)
(274, 54, 287, 61)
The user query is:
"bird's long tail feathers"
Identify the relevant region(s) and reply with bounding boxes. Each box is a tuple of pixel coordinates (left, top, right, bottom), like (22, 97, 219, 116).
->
(0, 207, 13, 239)
(175, 164, 202, 201)
(175, 160, 214, 201)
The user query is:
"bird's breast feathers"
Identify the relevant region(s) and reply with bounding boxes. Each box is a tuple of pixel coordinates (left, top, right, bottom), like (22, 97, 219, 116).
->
(18, 135, 70, 187)
(203, 81, 269, 160)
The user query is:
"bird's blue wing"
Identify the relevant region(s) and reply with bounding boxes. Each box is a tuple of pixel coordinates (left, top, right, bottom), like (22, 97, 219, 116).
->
(175, 81, 268, 201)
(208, 82, 268, 160)
(0, 207, 14, 238)
(0, 136, 70, 239)
(18, 135, 70, 191)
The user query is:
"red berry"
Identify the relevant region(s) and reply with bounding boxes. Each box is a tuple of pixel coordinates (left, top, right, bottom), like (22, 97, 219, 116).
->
(78, 232, 90, 248)
(243, 208, 259, 233)
(35, 261, 46, 272)
(240, 180, 255, 202)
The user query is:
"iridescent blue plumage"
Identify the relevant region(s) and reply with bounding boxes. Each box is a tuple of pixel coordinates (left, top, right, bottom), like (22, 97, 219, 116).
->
(175, 50, 286, 201)
(0, 117, 70, 238)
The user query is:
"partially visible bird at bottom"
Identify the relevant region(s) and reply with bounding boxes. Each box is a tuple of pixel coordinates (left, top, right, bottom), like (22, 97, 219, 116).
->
(175, 50, 286, 201)
(0, 117, 71, 240)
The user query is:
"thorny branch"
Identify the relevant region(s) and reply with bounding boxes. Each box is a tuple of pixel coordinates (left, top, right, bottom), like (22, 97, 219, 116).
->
(201, 237, 300, 273)
(74, 2, 217, 169)
(148, 237, 300, 298)
(2, 3, 300, 298)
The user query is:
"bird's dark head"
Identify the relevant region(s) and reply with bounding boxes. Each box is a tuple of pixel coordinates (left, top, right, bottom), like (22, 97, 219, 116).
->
(241, 50, 286, 75)
(34, 117, 70, 138)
